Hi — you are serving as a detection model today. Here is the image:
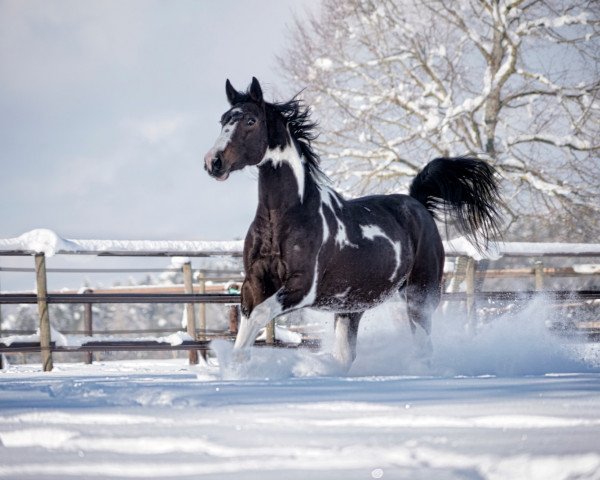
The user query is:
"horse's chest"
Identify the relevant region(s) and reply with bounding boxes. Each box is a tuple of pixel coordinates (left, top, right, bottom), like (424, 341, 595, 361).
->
(245, 222, 287, 281)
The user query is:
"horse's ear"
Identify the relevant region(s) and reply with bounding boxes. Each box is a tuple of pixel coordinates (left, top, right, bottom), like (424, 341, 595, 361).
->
(249, 77, 263, 104)
(225, 79, 239, 105)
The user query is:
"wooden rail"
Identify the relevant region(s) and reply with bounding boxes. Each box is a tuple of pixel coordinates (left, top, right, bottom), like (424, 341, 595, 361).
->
(0, 338, 320, 355)
(0, 293, 241, 304)
(0, 251, 248, 371)
(2, 290, 599, 306)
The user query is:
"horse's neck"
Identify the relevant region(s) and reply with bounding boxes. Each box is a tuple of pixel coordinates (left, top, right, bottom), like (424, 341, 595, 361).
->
(257, 160, 313, 212)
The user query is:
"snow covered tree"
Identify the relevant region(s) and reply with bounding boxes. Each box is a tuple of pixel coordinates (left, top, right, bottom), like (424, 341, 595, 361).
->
(280, 0, 600, 240)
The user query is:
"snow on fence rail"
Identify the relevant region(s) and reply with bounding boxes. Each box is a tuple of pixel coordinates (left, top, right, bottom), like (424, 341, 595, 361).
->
(1, 229, 600, 372)
(3, 229, 600, 258)
(0, 229, 244, 257)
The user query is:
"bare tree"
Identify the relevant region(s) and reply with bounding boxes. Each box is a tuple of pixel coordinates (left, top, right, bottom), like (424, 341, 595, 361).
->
(280, 0, 600, 240)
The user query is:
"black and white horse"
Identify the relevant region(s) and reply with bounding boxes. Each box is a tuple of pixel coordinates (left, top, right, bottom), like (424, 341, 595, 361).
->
(204, 77, 501, 369)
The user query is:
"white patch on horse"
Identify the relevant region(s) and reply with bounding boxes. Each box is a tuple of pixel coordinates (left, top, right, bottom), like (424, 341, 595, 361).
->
(334, 287, 351, 299)
(319, 198, 330, 243)
(259, 139, 305, 203)
(319, 186, 357, 249)
(299, 200, 329, 308)
(361, 224, 402, 282)
(295, 186, 336, 310)
(234, 292, 283, 351)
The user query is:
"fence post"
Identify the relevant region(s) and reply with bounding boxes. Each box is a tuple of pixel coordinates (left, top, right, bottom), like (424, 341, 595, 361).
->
(35, 253, 53, 372)
(450, 256, 469, 294)
(265, 319, 275, 344)
(182, 261, 198, 365)
(198, 270, 207, 339)
(0, 271, 3, 370)
(83, 289, 94, 365)
(228, 305, 239, 334)
(534, 260, 544, 291)
(465, 257, 476, 333)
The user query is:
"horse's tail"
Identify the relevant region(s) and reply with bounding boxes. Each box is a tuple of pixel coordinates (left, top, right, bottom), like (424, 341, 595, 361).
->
(409, 157, 502, 251)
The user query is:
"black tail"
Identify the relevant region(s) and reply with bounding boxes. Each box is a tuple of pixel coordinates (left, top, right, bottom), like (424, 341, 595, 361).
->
(409, 157, 502, 251)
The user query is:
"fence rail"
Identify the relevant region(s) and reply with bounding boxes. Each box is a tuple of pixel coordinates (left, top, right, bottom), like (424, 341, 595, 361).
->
(2, 234, 600, 371)
(0, 293, 241, 305)
(2, 290, 600, 307)
(0, 338, 319, 355)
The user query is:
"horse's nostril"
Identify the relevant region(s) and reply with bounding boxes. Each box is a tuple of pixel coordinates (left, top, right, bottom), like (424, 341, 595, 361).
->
(212, 156, 222, 171)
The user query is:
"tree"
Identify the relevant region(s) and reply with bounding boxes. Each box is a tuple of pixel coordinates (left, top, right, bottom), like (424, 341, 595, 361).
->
(281, 0, 600, 241)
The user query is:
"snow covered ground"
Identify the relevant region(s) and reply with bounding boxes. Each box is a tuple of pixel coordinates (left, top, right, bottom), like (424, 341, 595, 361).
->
(1, 298, 600, 479)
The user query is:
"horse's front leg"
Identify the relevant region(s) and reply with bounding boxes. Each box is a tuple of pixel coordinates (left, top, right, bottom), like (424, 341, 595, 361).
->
(234, 270, 314, 357)
(234, 291, 284, 351)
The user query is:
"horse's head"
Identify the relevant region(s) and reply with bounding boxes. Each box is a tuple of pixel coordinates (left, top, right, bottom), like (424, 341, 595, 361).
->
(204, 77, 271, 181)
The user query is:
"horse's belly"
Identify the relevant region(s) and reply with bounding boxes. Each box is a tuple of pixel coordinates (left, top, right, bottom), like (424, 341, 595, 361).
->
(314, 245, 409, 312)
(313, 283, 400, 312)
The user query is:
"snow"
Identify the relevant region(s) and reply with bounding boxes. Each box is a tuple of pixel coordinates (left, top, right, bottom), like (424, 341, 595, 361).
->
(510, 134, 595, 152)
(574, 264, 600, 274)
(501, 157, 526, 169)
(1, 297, 600, 479)
(2, 231, 600, 265)
(443, 236, 501, 261)
(518, 13, 590, 34)
(314, 57, 333, 71)
(256, 325, 302, 345)
(0, 331, 195, 348)
(2, 229, 81, 257)
(0, 229, 244, 257)
(443, 236, 600, 259)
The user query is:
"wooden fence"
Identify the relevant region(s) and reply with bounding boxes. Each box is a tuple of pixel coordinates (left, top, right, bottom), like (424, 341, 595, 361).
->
(1, 236, 599, 371)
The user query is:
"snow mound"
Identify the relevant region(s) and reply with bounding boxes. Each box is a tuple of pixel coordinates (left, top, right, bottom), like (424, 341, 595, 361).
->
(443, 236, 501, 261)
(2, 229, 80, 257)
(0, 229, 244, 257)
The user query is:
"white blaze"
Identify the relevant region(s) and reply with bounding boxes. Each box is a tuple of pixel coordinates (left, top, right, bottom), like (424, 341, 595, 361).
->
(204, 108, 242, 169)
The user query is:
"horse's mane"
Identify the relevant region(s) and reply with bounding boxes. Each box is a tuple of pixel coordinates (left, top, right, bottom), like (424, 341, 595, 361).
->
(272, 96, 330, 184)
(237, 88, 330, 184)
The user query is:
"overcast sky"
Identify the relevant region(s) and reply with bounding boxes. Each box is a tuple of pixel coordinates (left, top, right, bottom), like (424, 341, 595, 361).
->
(0, 0, 320, 242)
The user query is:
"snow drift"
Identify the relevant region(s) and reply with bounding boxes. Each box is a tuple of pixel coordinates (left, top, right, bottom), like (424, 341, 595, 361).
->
(213, 294, 599, 381)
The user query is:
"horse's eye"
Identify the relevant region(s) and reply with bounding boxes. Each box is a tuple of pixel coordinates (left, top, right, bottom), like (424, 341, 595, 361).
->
(246, 118, 256, 126)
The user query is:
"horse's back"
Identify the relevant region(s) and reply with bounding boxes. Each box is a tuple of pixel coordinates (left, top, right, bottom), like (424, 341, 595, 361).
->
(346, 193, 443, 252)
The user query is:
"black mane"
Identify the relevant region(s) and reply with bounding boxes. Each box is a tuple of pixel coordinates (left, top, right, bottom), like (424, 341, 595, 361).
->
(273, 97, 330, 184)
(236, 88, 329, 183)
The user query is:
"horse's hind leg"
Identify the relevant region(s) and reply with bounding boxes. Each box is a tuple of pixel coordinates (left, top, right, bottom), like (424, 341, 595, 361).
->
(332, 312, 363, 371)
(405, 274, 442, 361)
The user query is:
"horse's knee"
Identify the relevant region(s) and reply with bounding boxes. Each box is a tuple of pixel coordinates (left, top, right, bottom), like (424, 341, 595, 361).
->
(241, 275, 277, 318)
(240, 282, 254, 318)
(277, 273, 315, 310)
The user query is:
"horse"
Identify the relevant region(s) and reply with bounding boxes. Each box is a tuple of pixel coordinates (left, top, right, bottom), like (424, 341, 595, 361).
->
(204, 77, 501, 369)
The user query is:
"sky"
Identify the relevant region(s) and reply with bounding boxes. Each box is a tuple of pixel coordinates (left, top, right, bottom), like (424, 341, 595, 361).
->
(0, 0, 320, 242)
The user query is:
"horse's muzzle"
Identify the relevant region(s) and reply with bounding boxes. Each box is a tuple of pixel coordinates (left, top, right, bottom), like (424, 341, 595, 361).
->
(204, 150, 230, 181)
